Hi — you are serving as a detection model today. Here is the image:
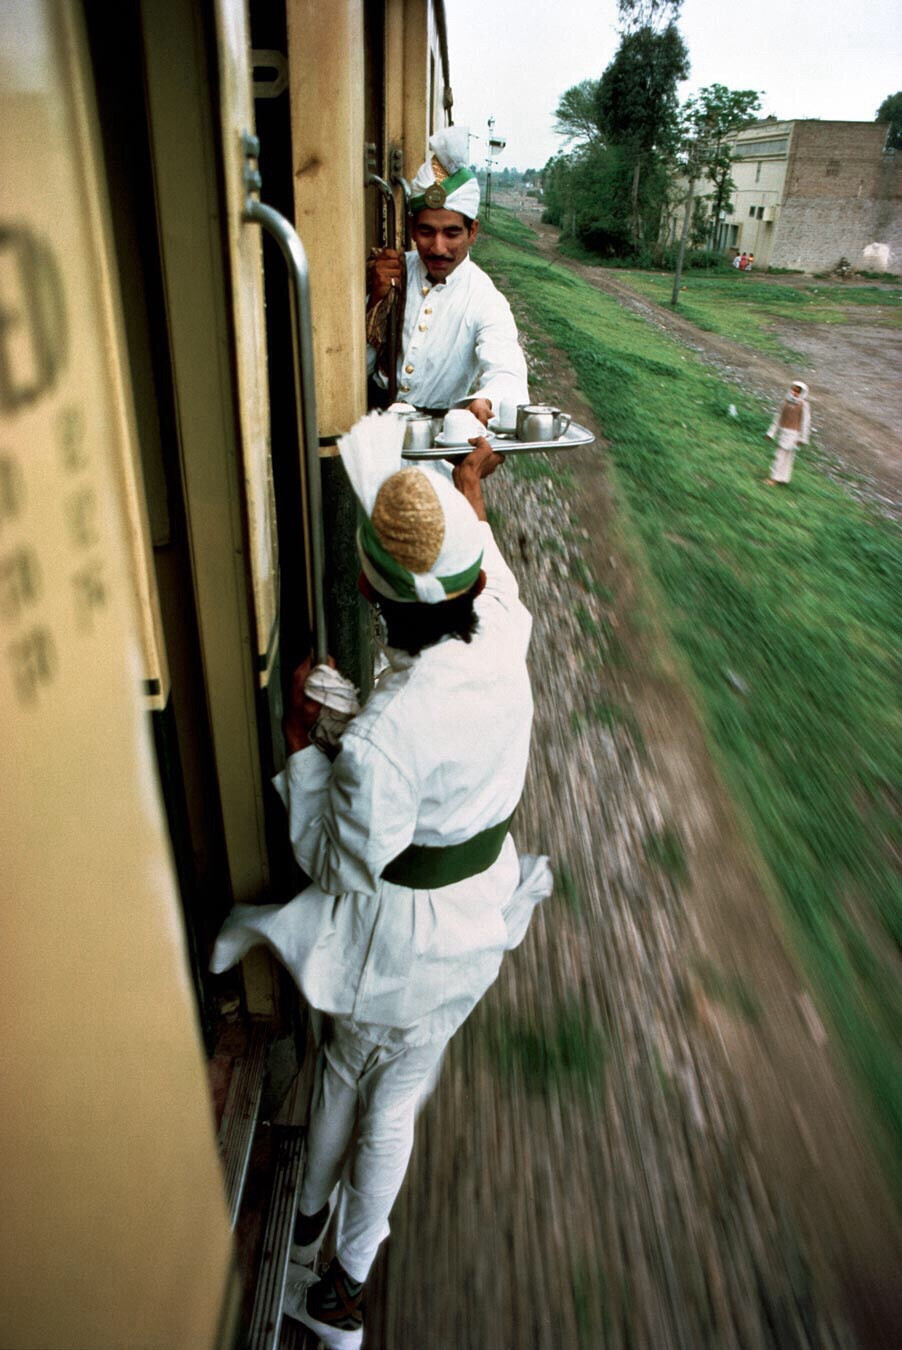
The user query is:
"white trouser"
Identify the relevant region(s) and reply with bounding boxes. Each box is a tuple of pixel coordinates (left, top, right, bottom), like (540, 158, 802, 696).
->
(769, 446, 797, 482)
(298, 1017, 449, 1282)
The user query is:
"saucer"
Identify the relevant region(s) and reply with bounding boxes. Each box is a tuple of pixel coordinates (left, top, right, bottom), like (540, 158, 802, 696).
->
(488, 418, 517, 435)
(433, 430, 496, 449)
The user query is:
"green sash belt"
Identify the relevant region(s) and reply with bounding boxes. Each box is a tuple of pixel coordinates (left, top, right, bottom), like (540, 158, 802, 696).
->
(381, 813, 514, 889)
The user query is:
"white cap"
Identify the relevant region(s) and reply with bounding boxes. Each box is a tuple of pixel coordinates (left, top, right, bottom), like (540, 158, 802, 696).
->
(339, 411, 483, 604)
(409, 126, 480, 219)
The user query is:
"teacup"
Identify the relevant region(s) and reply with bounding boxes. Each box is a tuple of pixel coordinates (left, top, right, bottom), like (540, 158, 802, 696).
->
(497, 398, 521, 430)
(442, 408, 485, 443)
(515, 404, 572, 442)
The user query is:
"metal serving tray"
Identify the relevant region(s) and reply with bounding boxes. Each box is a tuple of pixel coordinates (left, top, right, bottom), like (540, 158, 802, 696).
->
(401, 421, 596, 460)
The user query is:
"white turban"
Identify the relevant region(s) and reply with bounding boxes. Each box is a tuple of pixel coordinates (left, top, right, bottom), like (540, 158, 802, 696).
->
(339, 411, 483, 605)
(409, 126, 480, 220)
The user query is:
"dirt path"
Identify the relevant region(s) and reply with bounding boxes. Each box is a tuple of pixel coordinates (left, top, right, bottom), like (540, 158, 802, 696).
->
(530, 221, 902, 521)
(363, 323, 902, 1346)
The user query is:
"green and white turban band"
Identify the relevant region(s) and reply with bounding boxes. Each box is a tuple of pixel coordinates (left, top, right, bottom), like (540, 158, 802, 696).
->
(409, 125, 480, 219)
(338, 411, 484, 605)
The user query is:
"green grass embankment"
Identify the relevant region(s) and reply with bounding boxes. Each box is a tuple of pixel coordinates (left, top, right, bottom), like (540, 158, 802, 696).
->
(475, 219, 902, 1166)
(546, 227, 902, 359)
(606, 269, 901, 359)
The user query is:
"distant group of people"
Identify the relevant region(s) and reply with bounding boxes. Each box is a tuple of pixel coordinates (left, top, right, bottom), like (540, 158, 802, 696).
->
(732, 250, 755, 271)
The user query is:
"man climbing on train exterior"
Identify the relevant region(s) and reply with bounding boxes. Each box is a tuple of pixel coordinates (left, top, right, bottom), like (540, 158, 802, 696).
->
(211, 412, 551, 1349)
(366, 125, 529, 425)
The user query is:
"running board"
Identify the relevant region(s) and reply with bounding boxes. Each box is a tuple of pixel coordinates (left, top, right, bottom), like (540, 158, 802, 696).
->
(218, 1022, 270, 1227)
(247, 1126, 305, 1350)
(278, 1311, 309, 1349)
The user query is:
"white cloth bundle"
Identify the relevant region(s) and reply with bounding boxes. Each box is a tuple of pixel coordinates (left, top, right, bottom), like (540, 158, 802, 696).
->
(305, 663, 360, 751)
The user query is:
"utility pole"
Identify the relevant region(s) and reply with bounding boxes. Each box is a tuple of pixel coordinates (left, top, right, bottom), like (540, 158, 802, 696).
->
(485, 116, 495, 222)
(485, 115, 506, 223)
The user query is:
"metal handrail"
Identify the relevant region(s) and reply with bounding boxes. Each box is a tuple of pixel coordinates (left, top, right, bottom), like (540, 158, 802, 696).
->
(365, 147, 400, 402)
(390, 146, 411, 250)
(242, 135, 327, 663)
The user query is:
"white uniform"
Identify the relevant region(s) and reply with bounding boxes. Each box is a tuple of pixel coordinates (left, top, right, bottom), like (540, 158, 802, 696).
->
(767, 395, 810, 483)
(212, 521, 550, 1280)
(369, 251, 530, 412)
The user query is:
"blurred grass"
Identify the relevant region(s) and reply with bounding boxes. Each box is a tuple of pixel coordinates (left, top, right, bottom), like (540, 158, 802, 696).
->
(644, 824, 689, 884)
(490, 1004, 606, 1098)
(478, 217, 902, 1164)
(554, 862, 583, 914)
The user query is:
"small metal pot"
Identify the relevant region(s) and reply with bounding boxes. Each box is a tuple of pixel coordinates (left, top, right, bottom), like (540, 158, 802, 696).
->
(515, 404, 572, 442)
(403, 416, 436, 450)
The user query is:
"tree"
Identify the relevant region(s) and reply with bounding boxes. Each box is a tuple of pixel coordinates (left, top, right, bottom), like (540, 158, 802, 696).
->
(670, 84, 762, 303)
(543, 143, 648, 255)
(596, 23, 690, 250)
(553, 80, 604, 147)
(686, 84, 762, 239)
(875, 92, 902, 150)
(617, 0, 683, 32)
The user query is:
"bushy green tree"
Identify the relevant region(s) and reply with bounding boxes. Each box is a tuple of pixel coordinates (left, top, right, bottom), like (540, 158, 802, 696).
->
(683, 84, 762, 242)
(668, 84, 762, 302)
(545, 0, 688, 259)
(595, 23, 690, 249)
(543, 142, 668, 257)
(553, 80, 604, 147)
(875, 92, 902, 150)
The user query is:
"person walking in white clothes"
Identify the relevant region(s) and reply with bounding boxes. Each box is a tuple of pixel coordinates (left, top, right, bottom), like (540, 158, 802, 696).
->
(211, 413, 550, 1348)
(765, 380, 811, 485)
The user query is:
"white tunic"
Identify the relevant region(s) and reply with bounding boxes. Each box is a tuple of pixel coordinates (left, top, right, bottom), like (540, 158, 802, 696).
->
(369, 252, 530, 411)
(211, 523, 550, 1044)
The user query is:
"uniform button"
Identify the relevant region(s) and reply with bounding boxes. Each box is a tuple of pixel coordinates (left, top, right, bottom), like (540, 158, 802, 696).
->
(424, 307, 432, 314)
(421, 286, 430, 295)
(405, 364, 414, 373)
(418, 323, 427, 331)
(400, 383, 410, 392)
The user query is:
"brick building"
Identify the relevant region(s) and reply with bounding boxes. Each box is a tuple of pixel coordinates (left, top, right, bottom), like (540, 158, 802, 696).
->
(674, 119, 902, 272)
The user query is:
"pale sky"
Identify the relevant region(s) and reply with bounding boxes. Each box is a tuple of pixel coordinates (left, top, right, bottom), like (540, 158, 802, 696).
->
(446, 0, 902, 170)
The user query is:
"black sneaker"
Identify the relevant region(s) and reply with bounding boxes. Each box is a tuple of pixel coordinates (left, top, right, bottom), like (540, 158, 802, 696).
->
(290, 1200, 330, 1266)
(298, 1259, 364, 1349)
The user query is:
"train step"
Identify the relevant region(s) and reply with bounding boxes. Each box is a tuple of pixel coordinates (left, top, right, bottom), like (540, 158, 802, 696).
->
(247, 1125, 306, 1350)
(218, 1021, 271, 1227)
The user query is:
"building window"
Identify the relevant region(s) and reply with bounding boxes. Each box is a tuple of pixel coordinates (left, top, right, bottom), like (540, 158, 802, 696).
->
(826, 160, 840, 177)
(730, 225, 739, 246)
(748, 206, 756, 217)
(757, 206, 764, 219)
(733, 137, 789, 158)
(755, 161, 762, 182)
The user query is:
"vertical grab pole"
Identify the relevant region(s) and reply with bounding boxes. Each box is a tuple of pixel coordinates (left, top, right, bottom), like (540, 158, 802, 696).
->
(242, 134, 328, 664)
(390, 145, 411, 251)
(365, 145, 399, 403)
